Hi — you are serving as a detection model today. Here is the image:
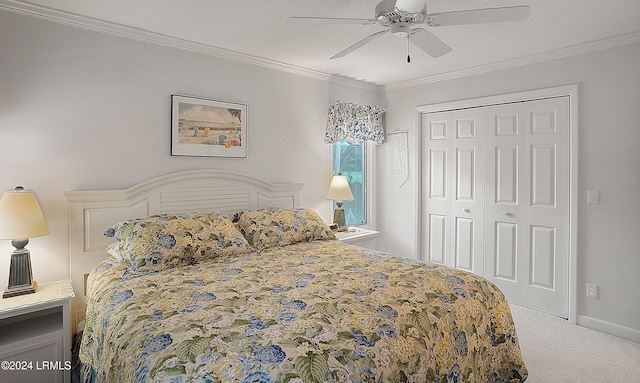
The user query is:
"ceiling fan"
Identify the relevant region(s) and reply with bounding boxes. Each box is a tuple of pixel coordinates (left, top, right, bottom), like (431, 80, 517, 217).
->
(289, 0, 531, 61)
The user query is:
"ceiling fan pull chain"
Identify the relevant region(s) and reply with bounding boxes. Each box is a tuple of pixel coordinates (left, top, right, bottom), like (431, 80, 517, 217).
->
(407, 36, 411, 63)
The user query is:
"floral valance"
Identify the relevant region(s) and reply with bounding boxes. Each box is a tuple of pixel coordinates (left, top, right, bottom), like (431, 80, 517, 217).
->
(324, 101, 385, 145)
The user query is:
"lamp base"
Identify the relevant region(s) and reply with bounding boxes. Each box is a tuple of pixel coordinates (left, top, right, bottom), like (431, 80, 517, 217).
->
(333, 206, 348, 232)
(3, 282, 36, 298)
(3, 245, 37, 299)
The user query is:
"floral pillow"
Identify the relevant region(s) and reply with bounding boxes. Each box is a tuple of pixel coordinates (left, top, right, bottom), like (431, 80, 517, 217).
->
(235, 207, 336, 251)
(104, 212, 253, 274)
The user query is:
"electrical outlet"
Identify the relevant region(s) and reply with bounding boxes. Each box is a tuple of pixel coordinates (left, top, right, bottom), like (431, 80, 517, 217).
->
(586, 284, 599, 299)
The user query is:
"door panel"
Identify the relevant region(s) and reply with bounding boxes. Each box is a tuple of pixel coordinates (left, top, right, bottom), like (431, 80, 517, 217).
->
(451, 108, 484, 274)
(421, 111, 451, 266)
(429, 214, 447, 264)
(495, 146, 519, 204)
(530, 144, 556, 206)
(529, 225, 555, 289)
(523, 97, 569, 318)
(456, 148, 474, 201)
(430, 149, 447, 198)
(422, 108, 483, 273)
(495, 221, 518, 282)
(485, 103, 524, 302)
(455, 217, 474, 271)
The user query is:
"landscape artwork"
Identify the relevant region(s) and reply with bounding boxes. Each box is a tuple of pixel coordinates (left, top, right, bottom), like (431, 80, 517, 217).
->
(171, 95, 247, 157)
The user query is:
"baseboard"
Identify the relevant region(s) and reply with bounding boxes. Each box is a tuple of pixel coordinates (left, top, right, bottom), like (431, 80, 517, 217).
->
(577, 315, 640, 343)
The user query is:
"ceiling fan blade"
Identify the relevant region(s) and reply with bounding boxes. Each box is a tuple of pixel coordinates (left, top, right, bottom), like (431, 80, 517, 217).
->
(330, 30, 390, 60)
(426, 5, 531, 26)
(288, 16, 376, 25)
(394, 0, 427, 14)
(410, 28, 452, 58)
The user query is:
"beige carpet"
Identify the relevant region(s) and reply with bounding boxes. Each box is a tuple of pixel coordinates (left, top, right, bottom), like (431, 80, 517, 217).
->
(509, 304, 640, 383)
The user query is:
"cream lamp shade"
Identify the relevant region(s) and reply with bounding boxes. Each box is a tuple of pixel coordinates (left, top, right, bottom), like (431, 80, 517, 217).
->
(0, 186, 49, 298)
(0, 187, 49, 240)
(326, 174, 353, 231)
(326, 174, 354, 202)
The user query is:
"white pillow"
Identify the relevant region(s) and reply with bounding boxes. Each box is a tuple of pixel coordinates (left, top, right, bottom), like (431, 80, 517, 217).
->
(105, 242, 121, 261)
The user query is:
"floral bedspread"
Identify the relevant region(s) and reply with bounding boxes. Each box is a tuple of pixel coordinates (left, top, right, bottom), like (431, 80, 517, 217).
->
(80, 240, 527, 383)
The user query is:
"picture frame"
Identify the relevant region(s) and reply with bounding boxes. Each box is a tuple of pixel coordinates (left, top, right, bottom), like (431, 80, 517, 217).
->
(171, 95, 247, 158)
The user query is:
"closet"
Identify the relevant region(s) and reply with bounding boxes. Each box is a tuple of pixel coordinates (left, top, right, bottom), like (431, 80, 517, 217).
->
(421, 96, 569, 318)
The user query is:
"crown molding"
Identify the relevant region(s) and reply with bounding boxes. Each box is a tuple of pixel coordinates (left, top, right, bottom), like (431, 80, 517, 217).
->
(0, 0, 381, 93)
(3, 1, 637, 94)
(383, 31, 640, 92)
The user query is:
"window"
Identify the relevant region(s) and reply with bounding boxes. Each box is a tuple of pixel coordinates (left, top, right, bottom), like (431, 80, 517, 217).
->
(332, 139, 366, 226)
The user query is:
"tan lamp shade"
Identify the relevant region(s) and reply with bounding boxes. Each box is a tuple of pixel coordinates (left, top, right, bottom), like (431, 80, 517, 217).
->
(0, 187, 49, 240)
(326, 174, 354, 202)
(326, 174, 353, 231)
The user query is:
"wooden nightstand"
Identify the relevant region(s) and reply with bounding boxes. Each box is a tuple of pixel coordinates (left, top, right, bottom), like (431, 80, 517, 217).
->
(0, 279, 74, 383)
(335, 227, 380, 250)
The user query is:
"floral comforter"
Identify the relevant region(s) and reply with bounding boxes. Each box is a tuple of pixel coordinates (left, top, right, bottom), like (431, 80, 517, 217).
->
(80, 240, 527, 383)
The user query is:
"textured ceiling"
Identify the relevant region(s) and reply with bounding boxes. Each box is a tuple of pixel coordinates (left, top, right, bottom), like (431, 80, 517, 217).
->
(2, 0, 640, 86)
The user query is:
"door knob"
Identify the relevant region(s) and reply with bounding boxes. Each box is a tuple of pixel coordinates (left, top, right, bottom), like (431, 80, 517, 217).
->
(462, 208, 470, 213)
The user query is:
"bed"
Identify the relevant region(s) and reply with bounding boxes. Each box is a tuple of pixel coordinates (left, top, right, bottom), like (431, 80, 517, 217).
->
(66, 170, 527, 383)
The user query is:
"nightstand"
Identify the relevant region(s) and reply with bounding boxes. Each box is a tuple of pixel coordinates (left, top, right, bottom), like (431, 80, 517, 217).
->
(0, 279, 74, 383)
(335, 227, 380, 250)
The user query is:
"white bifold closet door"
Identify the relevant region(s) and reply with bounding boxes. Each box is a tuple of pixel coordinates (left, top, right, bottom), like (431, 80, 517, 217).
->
(422, 96, 569, 318)
(484, 97, 569, 318)
(421, 107, 484, 276)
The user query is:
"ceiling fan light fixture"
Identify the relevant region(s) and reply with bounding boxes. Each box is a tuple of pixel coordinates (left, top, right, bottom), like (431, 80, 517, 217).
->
(395, 0, 428, 14)
(376, 0, 396, 16)
(375, 0, 425, 24)
(391, 23, 411, 37)
(393, 6, 426, 20)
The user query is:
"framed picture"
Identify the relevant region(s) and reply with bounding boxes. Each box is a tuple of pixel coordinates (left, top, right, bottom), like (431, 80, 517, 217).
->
(171, 95, 247, 158)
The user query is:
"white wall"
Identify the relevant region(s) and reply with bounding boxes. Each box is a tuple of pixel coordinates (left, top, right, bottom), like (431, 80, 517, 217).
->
(377, 42, 640, 340)
(0, 11, 377, 290)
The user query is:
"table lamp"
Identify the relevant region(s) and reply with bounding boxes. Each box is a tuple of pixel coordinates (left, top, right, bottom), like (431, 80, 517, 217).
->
(326, 173, 354, 231)
(0, 186, 49, 298)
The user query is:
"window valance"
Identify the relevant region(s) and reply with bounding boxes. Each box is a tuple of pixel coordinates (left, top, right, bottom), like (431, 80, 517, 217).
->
(324, 101, 385, 145)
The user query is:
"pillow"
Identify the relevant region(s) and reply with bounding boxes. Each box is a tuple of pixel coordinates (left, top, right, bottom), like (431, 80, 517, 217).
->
(105, 242, 121, 261)
(104, 212, 253, 274)
(236, 207, 336, 251)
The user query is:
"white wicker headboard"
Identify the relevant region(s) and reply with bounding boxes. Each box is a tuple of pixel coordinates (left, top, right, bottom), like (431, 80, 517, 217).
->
(64, 169, 304, 331)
